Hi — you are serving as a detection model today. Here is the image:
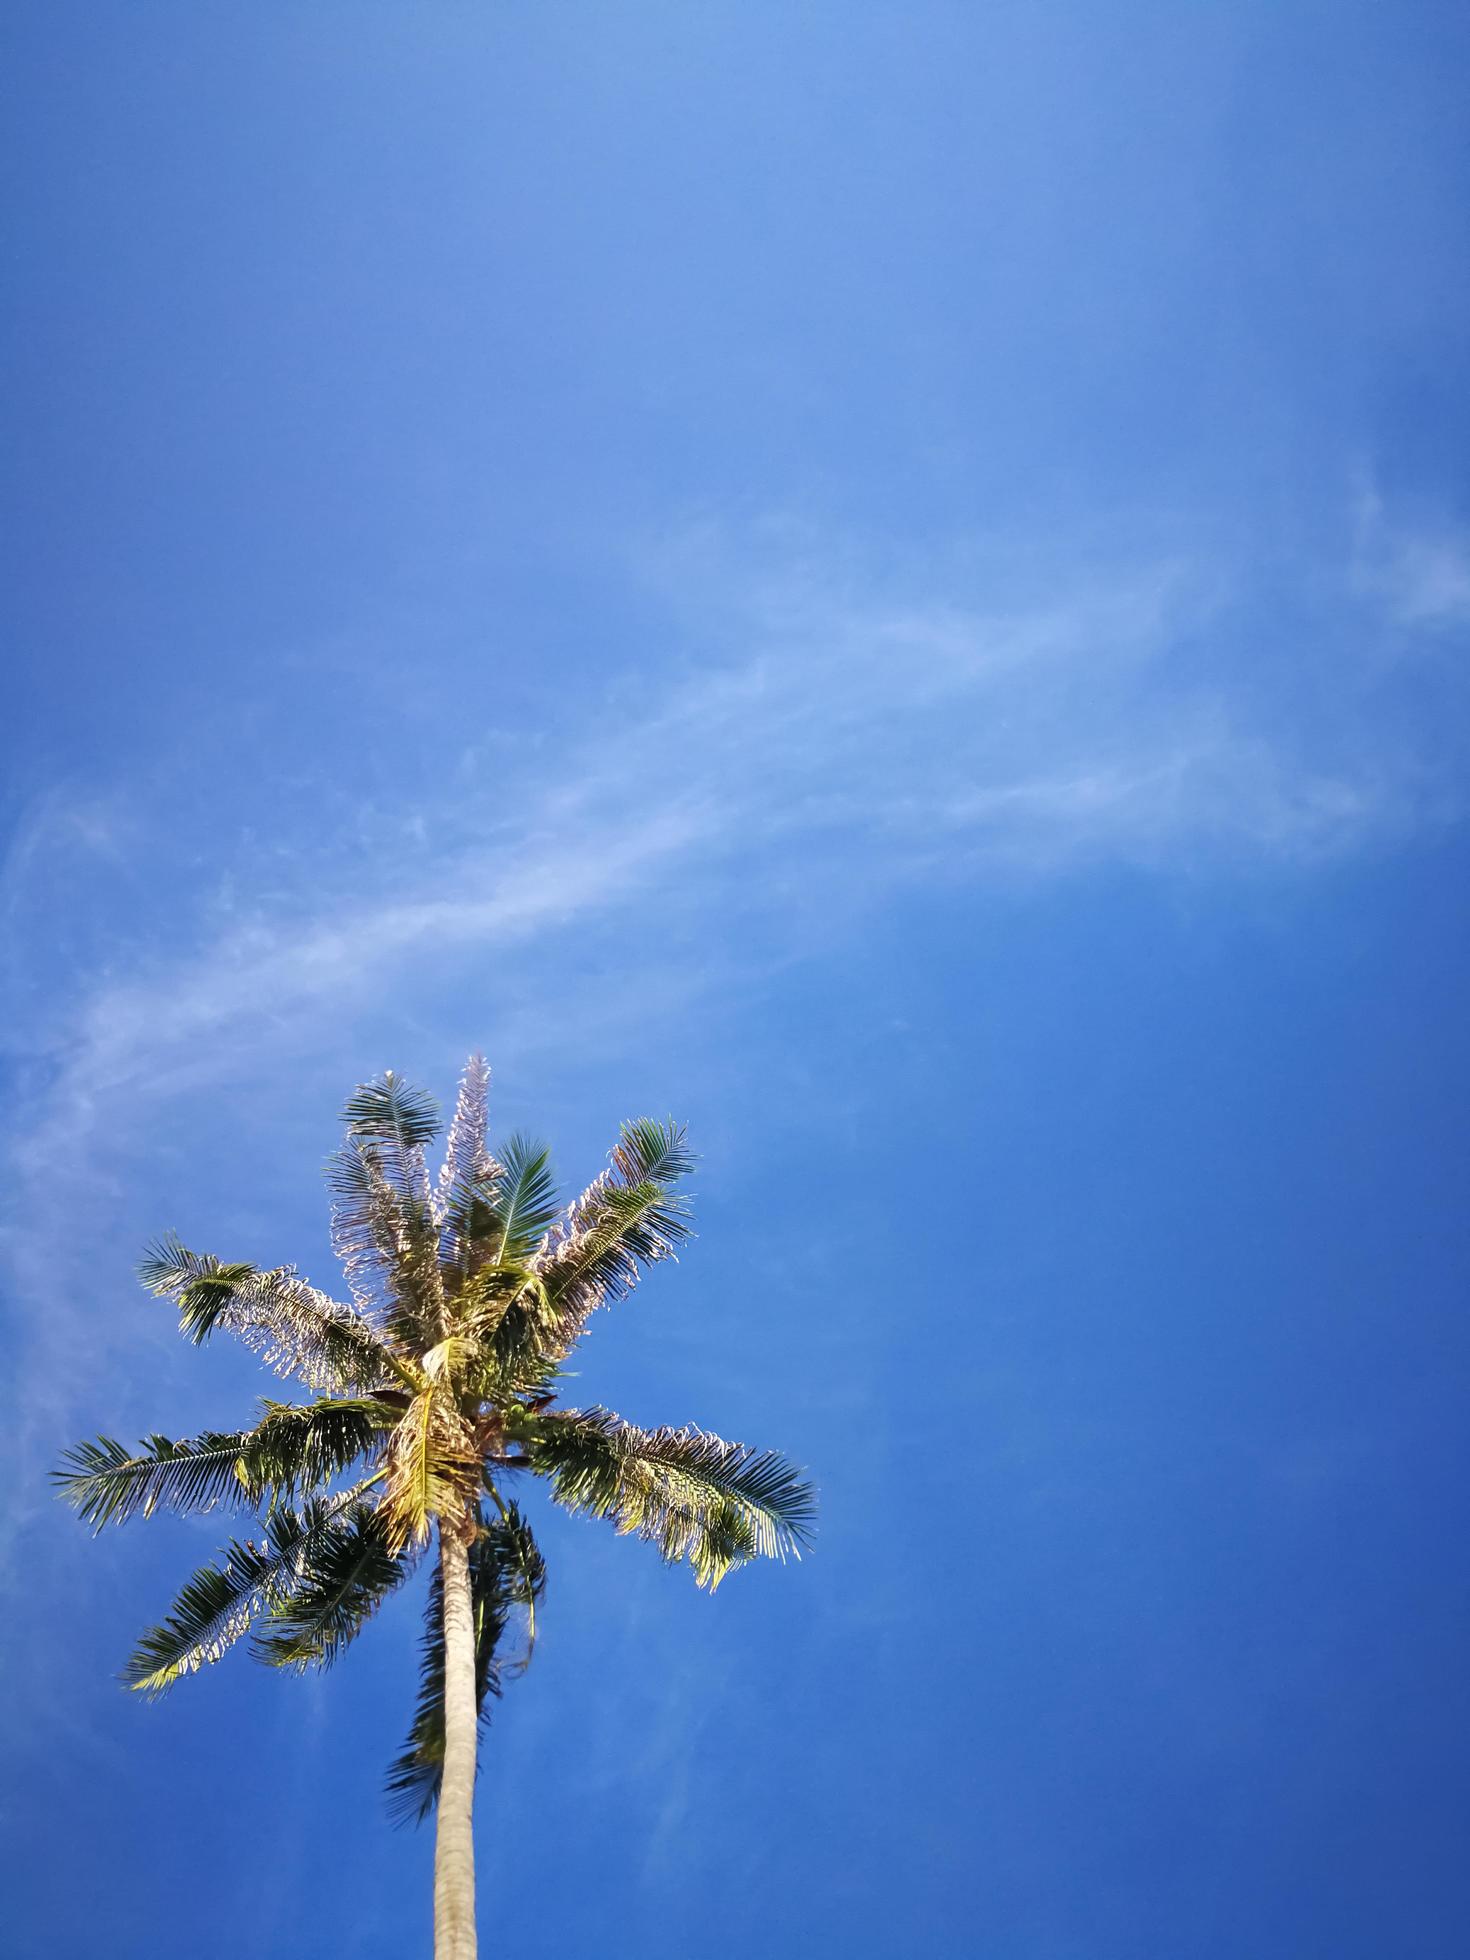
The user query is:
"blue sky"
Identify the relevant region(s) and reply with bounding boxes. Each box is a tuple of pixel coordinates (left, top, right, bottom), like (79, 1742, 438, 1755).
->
(3, 4, 1469, 1954)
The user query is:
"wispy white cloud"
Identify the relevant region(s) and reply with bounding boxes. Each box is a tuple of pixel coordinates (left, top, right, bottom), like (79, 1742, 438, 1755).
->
(1352, 476, 1470, 631)
(0, 559, 1334, 1100)
(9, 511, 1466, 1137)
(2, 505, 1466, 1551)
(1382, 533, 1470, 629)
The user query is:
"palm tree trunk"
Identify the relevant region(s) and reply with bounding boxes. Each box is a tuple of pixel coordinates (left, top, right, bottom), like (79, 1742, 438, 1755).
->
(434, 1515, 479, 1960)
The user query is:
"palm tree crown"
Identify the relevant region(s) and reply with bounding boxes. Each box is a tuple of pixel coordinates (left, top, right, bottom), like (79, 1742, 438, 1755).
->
(58, 1056, 815, 1953)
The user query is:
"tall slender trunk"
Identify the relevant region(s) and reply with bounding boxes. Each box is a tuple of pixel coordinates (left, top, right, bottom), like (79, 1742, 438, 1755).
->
(434, 1515, 479, 1960)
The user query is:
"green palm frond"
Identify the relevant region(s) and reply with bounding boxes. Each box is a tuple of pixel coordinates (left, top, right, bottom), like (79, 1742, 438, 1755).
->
(58, 1430, 268, 1530)
(340, 1071, 443, 1185)
(385, 1506, 546, 1826)
(330, 1070, 448, 1345)
(138, 1237, 403, 1393)
(254, 1504, 412, 1670)
(122, 1497, 348, 1696)
(481, 1484, 547, 1667)
(438, 1175, 511, 1293)
(534, 1407, 816, 1589)
(328, 1139, 445, 1349)
(531, 1121, 695, 1357)
(238, 1396, 397, 1496)
(483, 1135, 561, 1266)
(478, 1286, 546, 1376)
(611, 1117, 699, 1187)
(438, 1139, 558, 1306)
(481, 1502, 547, 1646)
(54, 1396, 390, 1529)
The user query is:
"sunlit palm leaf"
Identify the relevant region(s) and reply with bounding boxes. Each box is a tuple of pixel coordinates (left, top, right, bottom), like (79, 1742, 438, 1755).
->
(531, 1120, 695, 1357)
(328, 1138, 446, 1349)
(237, 1396, 398, 1497)
(436, 1052, 491, 1206)
(58, 1429, 270, 1530)
(534, 1407, 816, 1589)
(137, 1237, 401, 1393)
(440, 1139, 559, 1309)
(54, 1397, 391, 1529)
(340, 1071, 442, 1196)
(435, 1053, 504, 1261)
(484, 1135, 561, 1266)
(611, 1118, 698, 1188)
(328, 1070, 447, 1345)
(123, 1497, 351, 1696)
(379, 1392, 479, 1550)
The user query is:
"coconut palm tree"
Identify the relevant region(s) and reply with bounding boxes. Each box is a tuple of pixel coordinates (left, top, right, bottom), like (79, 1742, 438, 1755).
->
(57, 1056, 815, 1960)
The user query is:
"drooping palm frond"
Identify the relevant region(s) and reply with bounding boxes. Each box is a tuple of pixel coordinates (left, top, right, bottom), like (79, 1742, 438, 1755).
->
(383, 1587, 485, 1829)
(138, 1237, 403, 1393)
(54, 1396, 391, 1530)
(531, 1120, 695, 1358)
(254, 1504, 412, 1670)
(480, 1499, 548, 1653)
(476, 1275, 551, 1377)
(533, 1407, 816, 1589)
(378, 1391, 480, 1551)
(122, 1495, 365, 1696)
(236, 1396, 398, 1497)
(481, 1484, 547, 1669)
(385, 1505, 547, 1826)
